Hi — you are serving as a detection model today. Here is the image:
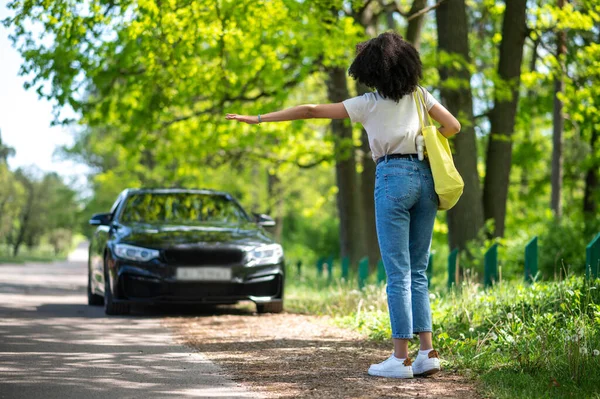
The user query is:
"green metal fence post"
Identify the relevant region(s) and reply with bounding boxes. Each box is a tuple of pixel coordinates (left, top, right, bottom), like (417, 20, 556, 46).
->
(484, 243, 499, 288)
(427, 251, 434, 288)
(316, 257, 324, 277)
(341, 257, 350, 280)
(377, 259, 386, 284)
(524, 237, 538, 283)
(586, 232, 600, 280)
(358, 257, 369, 289)
(447, 248, 459, 289)
(326, 255, 334, 283)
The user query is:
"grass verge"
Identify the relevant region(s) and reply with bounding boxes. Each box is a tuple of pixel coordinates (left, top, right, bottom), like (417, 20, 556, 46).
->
(0, 244, 68, 264)
(285, 270, 600, 398)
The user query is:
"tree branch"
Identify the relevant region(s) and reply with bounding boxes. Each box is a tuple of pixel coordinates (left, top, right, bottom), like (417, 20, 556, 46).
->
(357, 0, 376, 19)
(371, 0, 406, 22)
(159, 53, 324, 130)
(160, 101, 226, 128)
(405, 0, 445, 22)
(246, 149, 332, 169)
(205, 147, 332, 170)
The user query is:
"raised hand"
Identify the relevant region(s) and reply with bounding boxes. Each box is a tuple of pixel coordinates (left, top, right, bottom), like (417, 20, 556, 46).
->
(225, 114, 259, 124)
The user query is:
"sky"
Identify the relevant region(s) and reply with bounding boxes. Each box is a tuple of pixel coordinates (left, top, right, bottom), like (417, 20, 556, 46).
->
(0, 4, 89, 191)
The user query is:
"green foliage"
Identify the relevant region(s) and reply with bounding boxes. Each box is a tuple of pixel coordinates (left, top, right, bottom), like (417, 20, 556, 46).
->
(0, 160, 80, 257)
(0, 130, 16, 162)
(282, 213, 339, 265)
(0, 164, 24, 240)
(285, 264, 387, 317)
(433, 277, 600, 398)
(538, 217, 600, 278)
(5, 0, 600, 278)
(434, 214, 599, 284)
(4, 0, 362, 182)
(47, 228, 73, 255)
(4, 1, 367, 251)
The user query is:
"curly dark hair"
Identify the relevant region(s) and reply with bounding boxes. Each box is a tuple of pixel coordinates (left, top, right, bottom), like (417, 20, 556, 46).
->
(348, 31, 422, 102)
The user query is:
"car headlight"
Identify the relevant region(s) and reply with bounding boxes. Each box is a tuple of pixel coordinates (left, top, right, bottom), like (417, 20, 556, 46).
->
(114, 244, 159, 262)
(246, 244, 283, 266)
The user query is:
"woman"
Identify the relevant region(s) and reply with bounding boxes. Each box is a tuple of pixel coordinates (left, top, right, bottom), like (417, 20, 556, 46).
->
(226, 31, 460, 379)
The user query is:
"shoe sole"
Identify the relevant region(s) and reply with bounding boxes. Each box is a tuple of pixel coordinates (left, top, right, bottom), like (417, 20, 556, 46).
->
(368, 370, 414, 379)
(414, 367, 441, 377)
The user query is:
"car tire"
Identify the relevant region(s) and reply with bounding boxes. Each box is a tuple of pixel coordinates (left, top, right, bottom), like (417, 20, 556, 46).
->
(104, 257, 130, 316)
(256, 300, 284, 314)
(87, 269, 103, 306)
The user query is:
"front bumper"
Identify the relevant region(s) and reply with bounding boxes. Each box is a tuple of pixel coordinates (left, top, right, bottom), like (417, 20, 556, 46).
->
(110, 259, 284, 304)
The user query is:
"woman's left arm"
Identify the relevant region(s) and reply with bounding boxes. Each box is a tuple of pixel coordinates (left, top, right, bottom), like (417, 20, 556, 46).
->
(225, 103, 349, 124)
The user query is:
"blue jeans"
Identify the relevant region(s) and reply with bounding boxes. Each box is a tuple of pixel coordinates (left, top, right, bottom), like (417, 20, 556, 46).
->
(374, 155, 438, 339)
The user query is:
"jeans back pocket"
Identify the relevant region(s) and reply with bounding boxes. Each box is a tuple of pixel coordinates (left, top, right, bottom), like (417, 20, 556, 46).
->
(383, 169, 415, 202)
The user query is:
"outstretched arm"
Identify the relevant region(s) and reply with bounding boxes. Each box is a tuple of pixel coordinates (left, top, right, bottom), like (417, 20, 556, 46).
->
(225, 103, 349, 124)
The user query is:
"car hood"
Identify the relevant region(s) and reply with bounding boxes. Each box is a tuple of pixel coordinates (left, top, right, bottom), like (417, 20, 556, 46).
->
(116, 223, 273, 250)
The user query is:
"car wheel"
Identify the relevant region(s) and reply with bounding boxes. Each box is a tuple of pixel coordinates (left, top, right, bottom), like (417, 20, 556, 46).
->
(256, 300, 284, 314)
(87, 268, 103, 306)
(104, 256, 130, 316)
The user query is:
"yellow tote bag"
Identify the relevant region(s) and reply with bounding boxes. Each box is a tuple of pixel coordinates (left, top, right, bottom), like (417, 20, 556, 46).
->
(413, 89, 464, 211)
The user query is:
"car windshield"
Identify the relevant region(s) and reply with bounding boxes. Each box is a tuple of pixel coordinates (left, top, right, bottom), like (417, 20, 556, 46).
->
(119, 193, 249, 225)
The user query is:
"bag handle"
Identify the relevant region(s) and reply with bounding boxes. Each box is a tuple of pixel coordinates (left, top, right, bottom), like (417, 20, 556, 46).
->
(413, 87, 434, 128)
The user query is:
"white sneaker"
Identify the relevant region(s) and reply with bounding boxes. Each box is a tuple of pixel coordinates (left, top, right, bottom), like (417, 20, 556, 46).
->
(368, 354, 414, 378)
(412, 349, 441, 376)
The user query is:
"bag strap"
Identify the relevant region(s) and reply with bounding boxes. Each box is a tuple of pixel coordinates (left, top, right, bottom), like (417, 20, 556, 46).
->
(413, 91, 425, 127)
(413, 87, 434, 128)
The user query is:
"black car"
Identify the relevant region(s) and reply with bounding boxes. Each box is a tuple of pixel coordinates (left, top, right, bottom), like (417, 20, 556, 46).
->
(87, 188, 285, 315)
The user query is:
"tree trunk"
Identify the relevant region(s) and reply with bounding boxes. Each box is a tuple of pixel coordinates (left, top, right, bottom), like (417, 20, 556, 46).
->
(267, 171, 284, 242)
(405, 0, 427, 49)
(356, 82, 379, 268)
(327, 67, 365, 266)
(13, 186, 34, 257)
(583, 128, 599, 216)
(482, 0, 528, 237)
(353, 0, 429, 269)
(551, 0, 567, 219)
(436, 0, 484, 251)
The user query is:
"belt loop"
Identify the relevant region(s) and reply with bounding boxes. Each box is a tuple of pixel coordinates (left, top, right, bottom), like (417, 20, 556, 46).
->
(385, 154, 388, 163)
(408, 154, 413, 161)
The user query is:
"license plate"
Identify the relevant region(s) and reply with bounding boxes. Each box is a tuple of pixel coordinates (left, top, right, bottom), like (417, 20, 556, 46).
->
(176, 267, 231, 281)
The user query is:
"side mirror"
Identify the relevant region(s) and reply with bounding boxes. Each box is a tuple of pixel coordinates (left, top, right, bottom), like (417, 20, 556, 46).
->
(89, 213, 112, 226)
(254, 213, 276, 227)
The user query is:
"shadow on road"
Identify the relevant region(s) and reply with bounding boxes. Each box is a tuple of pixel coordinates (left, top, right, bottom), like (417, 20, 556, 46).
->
(0, 261, 256, 398)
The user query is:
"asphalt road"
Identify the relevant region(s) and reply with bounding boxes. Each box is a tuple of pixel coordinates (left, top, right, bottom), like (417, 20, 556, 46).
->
(0, 243, 256, 399)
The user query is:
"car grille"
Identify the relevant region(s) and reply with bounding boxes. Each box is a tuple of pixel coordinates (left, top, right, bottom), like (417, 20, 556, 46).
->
(122, 274, 282, 299)
(163, 248, 244, 266)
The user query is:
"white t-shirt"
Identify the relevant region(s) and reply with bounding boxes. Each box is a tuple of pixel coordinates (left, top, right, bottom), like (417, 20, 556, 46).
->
(342, 87, 439, 162)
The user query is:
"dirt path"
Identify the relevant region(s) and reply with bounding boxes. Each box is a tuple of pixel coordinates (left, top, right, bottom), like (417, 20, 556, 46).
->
(166, 308, 481, 399)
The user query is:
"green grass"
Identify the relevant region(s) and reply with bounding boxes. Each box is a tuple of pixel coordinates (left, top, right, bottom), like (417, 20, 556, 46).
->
(285, 267, 600, 398)
(0, 234, 87, 264)
(0, 244, 67, 264)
